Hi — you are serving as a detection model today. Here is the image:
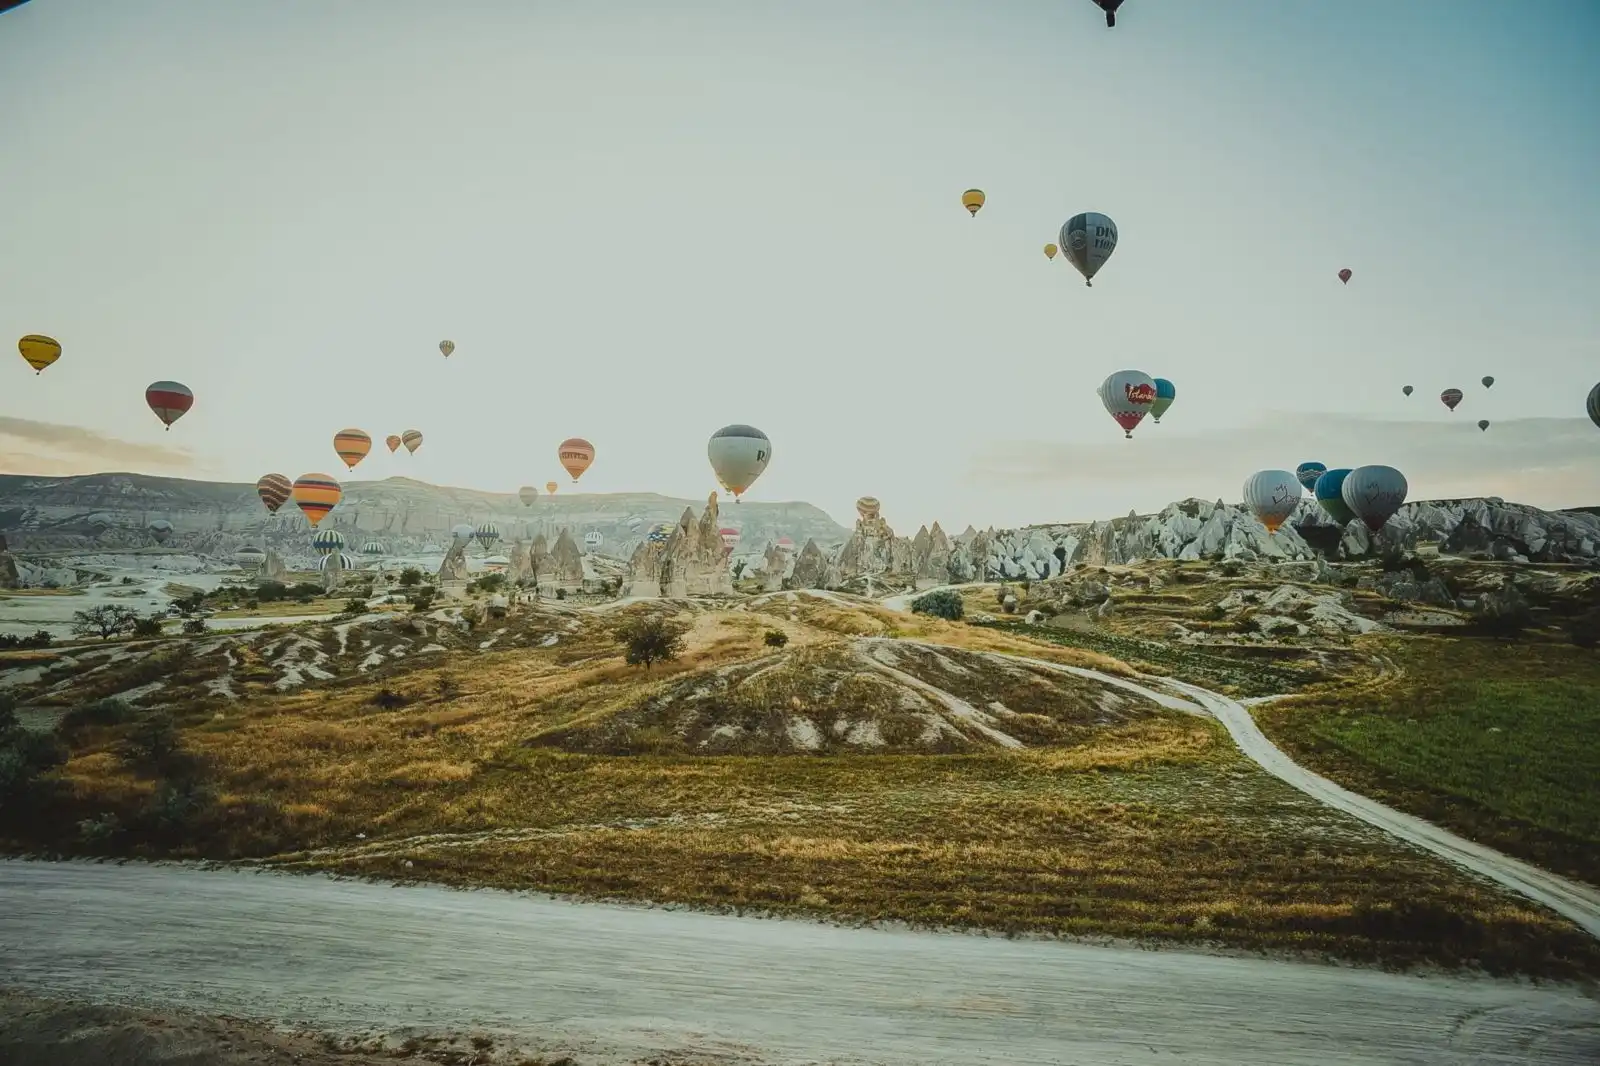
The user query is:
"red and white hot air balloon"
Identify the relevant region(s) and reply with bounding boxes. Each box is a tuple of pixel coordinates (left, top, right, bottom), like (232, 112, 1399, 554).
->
(719, 527, 740, 550)
(145, 381, 194, 430)
(1441, 388, 1464, 412)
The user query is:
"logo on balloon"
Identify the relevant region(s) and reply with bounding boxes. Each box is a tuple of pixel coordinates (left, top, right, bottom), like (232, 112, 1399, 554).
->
(1124, 383, 1156, 405)
(1067, 229, 1089, 251)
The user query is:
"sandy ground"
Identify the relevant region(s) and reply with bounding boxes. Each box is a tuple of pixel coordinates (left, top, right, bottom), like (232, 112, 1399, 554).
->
(3, 861, 1599, 1066)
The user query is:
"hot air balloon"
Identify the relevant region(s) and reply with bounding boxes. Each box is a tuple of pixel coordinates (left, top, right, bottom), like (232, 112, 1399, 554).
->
(1338, 268, 1352, 285)
(451, 523, 475, 546)
(961, 189, 985, 216)
(17, 335, 61, 374)
(1441, 388, 1463, 411)
(718, 527, 740, 550)
(647, 523, 672, 544)
(1342, 465, 1407, 533)
(558, 438, 594, 483)
(439, 340, 455, 358)
(145, 381, 194, 430)
(474, 522, 500, 551)
(1092, 0, 1124, 27)
(333, 429, 372, 470)
(148, 520, 173, 545)
(385, 435, 402, 454)
(583, 531, 603, 548)
(1314, 469, 1356, 525)
(402, 430, 423, 454)
(256, 473, 292, 515)
(1402, 385, 1414, 397)
(856, 496, 881, 521)
(1097, 370, 1157, 439)
(1060, 212, 1118, 286)
(1588, 383, 1600, 429)
(292, 473, 342, 529)
(519, 485, 539, 507)
(545, 481, 559, 496)
(1150, 378, 1176, 423)
(1043, 243, 1058, 260)
(777, 536, 795, 554)
(1478, 419, 1490, 432)
(708, 425, 772, 501)
(361, 540, 386, 557)
(234, 546, 266, 572)
(1243, 470, 1303, 534)
(1294, 462, 1327, 493)
(319, 552, 356, 573)
(312, 529, 346, 557)
(1481, 376, 1495, 389)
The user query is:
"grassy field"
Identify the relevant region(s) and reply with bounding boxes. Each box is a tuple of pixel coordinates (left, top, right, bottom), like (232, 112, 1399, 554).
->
(1256, 635, 1600, 886)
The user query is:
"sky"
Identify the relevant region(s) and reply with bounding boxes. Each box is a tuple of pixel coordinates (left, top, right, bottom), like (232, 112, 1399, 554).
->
(2, 0, 1598, 532)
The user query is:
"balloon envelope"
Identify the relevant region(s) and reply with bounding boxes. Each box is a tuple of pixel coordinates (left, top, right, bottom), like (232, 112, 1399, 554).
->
(584, 531, 603, 548)
(558, 438, 594, 482)
(401, 430, 423, 454)
(312, 529, 346, 557)
(17, 334, 61, 373)
(1314, 468, 1356, 525)
(1294, 462, 1327, 492)
(1151, 378, 1176, 423)
(256, 473, 292, 514)
(361, 540, 386, 556)
(1441, 388, 1463, 411)
(1060, 212, 1117, 286)
(1097, 370, 1157, 438)
(1338, 268, 1352, 284)
(855, 496, 881, 521)
(292, 473, 343, 529)
(1402, 385, 1414, 396)
(961, 189, 985, 216)
(1043, 243, 1057, 260)
(1243, 470, 1303, 534)
(474, 522, 499, 547)
(145, 381, 194, 429)
(718, 527, 740, 549)
(519, 485, 539, 507)
(234, 546, 266, 571)
(546, 481, 558, 495)
(385, 435, 402, 453)
(148, 520, 173, 544)
(1478, 419, 1490, 431)
(707, 424, 772, 499)
(333, 429, 372, 470)
(1588, 383, 1600, 430)
(451, 523, 475, 544)
(1342, 465, 1408, 533)
(1481, 376, 1495, 389)
(439, 340, 455, 358)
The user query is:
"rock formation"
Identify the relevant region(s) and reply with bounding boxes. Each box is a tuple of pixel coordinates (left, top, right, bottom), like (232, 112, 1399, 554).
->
(620, 493, 734, 598)
(754, 542, 789, 592)
(258, 549, 288, 585)
(538, 529, 584, 596)
(506, 540, 532, 585)
(0, 535, 18, 590)
(320, 552, 346, 593)
(790, 538, 829, 589)
(437, 540, 470, 584)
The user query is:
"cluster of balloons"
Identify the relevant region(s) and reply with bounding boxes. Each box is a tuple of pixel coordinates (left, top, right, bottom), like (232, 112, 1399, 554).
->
(1245, 464, 1408, 535)
(1400, 376, 1497, 432)
(1097, 370, 1176, 438)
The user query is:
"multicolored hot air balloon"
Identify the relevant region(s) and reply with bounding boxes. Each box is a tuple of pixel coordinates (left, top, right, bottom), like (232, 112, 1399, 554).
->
(333, 429, 372, 470)
(1294, 462, 1327, 493)
(1478, 419, 1490, 432)
(1588, 383, 1600, 430)
(474, 522, 500, 551)
(1243, 470, 1303, 534)
(519, 485, 539, 507)
(1441, 388, 1463, 411)
(145, 381, 194, 430)
(1342, 465, 1407, 533)
(545, 480, 558, 496)
(234, 546, 266, 572)
(856, 497, 881, 521)
(584, 531, 603, 548)
(1097, 370, 1156, 438)
(385, 434, 402, 454)
(292, 473, 342, 529)
(402, 429, 423, 454)
(646, 523, 672, 544)
(256, 473, 292, 514)
(1043, 243, 1058, 260)
(1151, 378, 1176, 423)
(558, 438, 594, 482)
(1314, 468, 1356, 525)
(1402, 385, 1414, 397)
(961, 189, 985, 216)
(17, 335, 61, 374)
(718, 527, 740, 550)
(708, 425, 772, 501)
(148, 520, 173, 544)
(1481, 376, 1495, 389)
(1338, 268, 1352, 285)
(312, 529, 346, 557)
(439, 340, 455, 358)
(1060, 212, 1117, 286)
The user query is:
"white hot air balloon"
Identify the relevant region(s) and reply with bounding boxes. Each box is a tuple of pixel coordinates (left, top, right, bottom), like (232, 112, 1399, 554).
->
(707, 424, 772, 502)
(1341, 465, 1409, 533)
(234, 546, 266, 572)
(1059, 212, 1118, 286)
(1242, 470, 1304, 534)
(451, 522, 475, 545)
(1097, 370, 1158, 438)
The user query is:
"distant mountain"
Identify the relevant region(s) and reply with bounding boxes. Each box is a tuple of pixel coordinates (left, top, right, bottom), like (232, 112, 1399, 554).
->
(0, 473, 852, 559)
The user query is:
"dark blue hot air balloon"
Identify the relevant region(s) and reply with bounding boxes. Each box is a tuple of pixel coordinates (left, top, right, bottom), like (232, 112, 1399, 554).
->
(1294, 462, 1327, 493)
(1313, 468, 1355, 525)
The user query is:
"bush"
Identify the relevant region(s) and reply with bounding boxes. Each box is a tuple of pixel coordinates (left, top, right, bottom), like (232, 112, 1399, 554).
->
(460, 603, 484, 628)
(0, 702, 68, 799)
(469, 573, 507, 594)
(123, 712, 182, 770)
(435, 675, 460, 701)
(256, 581, 287, 602)
(763, 629, 789, 649)
(0, 630, 52, 650)
(409, 586, 437, 612)
(0, 693, 15, 733)
(995, 585, 1010, 606)
(911, 589, 964, 621)
(121, 576, 136, 585)
(372, 688, 410, 710)
(555, 588, 567, 600)
(59, 698, 135, 733)
(70, 605, 137, 641)
(77, 812, 122, 844)
(182, 617, 208, 635)
(398, 568, 423, 588)
(340, 597, 367, 617)
(616, 615, 686, 671)
(131, 616, 165, 638)
(145, 777, 213, 835)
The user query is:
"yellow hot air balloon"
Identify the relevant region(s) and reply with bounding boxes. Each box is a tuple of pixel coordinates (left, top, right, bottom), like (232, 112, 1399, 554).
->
(385, 434, 402, 454)
(557, 438, 594, 482)
(333, 429, 372, 470)
(1043, 243, 1058, 260)
(292, 473, 343, 529)
(545, 480, 558, 496)
(961, 189, 985, 217)
(18, 335, 61, 374)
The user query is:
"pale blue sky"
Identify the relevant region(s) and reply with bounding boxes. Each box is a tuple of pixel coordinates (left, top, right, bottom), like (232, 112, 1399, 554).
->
(3, 0, 1597, 529)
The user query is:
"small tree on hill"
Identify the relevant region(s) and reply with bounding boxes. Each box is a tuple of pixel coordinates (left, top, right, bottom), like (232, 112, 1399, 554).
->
(398, 568, 423, 588)
(764, 629, 789, 649)
(71, 605, 137, 641)
(617, 616, 686, 671)
(911, 589, 964, 622)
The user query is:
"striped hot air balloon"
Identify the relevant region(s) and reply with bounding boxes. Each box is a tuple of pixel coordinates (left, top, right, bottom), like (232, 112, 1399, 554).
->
(17, 334, 61, 374)
(545, 481, 558, 496)
(234, 546, 266, 571)
(145, 380, 194, 430)
(256, 473, 292, 514)
(558, 438, 594, 482)
(318, 551, 356, 572)
(402, 429, 423, 454)
(385, 434, 402, 454)
(312, 529, 346, 557)
(474, 522, 500, 550)
(292, 473, 342, 529)
(361, 540, 386, 557)
(333, 428, 372, 470)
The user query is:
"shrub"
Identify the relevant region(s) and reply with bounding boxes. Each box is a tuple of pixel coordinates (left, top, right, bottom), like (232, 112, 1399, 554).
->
(995, 585, 1010, 606)
(121, 576, 136, 585)
(59, 698, 135, 733)
(123, 712, 182, 770)
(145, 777, 214, 834)
(409, 587, 437, 612)
(616, 616, 686, 671)
(555, 588, 567, 600)
(0, 731, 67, 798)
(911, 589, 964, 621)
(435, 676, 460, 701)
(77, 812, 122, 844)
(0, 693, 15, 733)
(182, 617, 208, 635)
(0, 631, 49, 650)
(460, 603, 484, 628)
(131, 616, 165, 638)
(398, 568, 423, 588)
(763, 629, 789, 648)
(256, 581, 287, 602)
(731, 561, 747, 580)
(469, 573, 507, 594)
(372, 688, 410, 710)
(340, 597, 367, 616)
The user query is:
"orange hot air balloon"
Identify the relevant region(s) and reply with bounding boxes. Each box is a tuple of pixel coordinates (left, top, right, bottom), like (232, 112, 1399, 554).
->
(385, 434, 402, 454)
(401, 429, 423, 454)
(545, 481, 558, 496)
(333, 428, 372, 470)
(292, 473, 343, 529)
(557, 437, 594, 482)
(256, 473, 292, 514)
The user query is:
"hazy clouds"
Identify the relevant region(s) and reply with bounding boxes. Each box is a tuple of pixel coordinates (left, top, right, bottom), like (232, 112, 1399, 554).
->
(0, 416, 194, 477)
